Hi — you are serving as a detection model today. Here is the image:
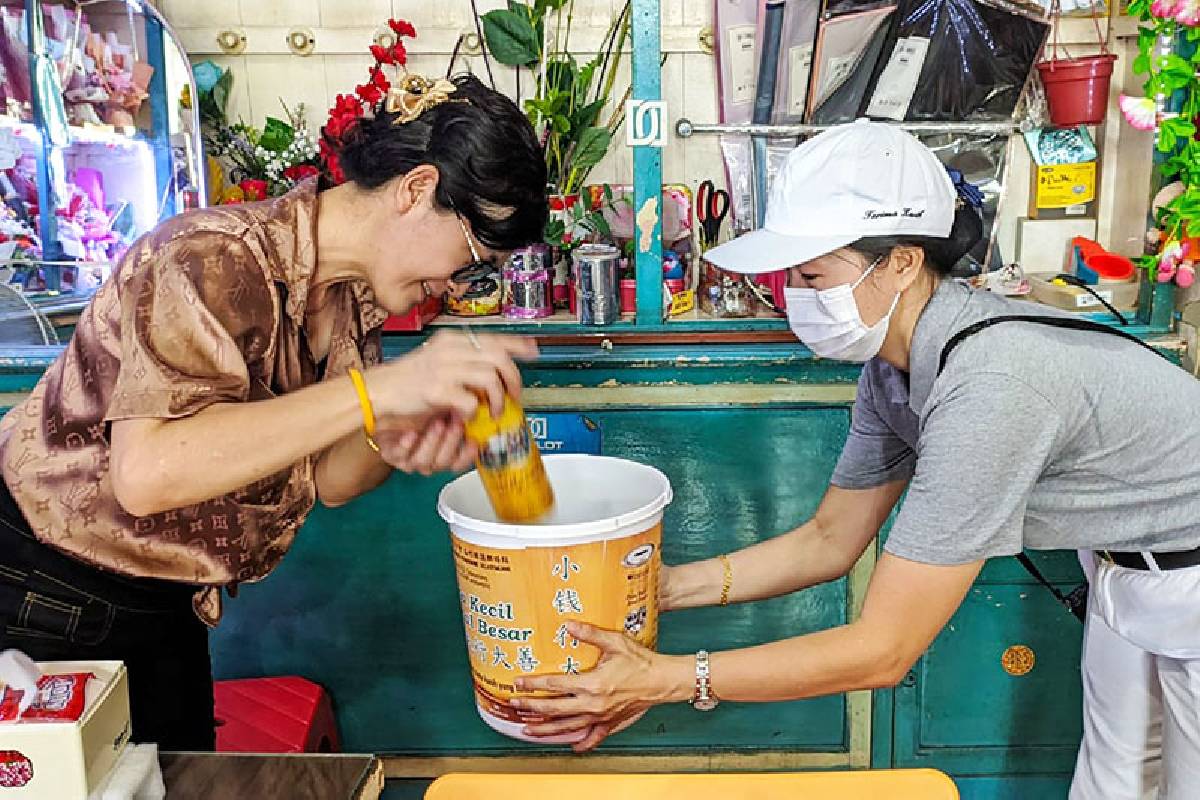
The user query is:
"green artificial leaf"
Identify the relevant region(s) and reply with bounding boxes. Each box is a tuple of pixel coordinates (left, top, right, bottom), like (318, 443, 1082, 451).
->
(1159, 129, 1178, 154)
(543, 218, 566, 246)
(603, 184, 614, 202)
(570, 127, 611, 173)
(572, 99, 606, 133)
(591, 210, 612, 239)
(1127, 0, 1149, 16)
(551, 114, 572, 134)
(212, 69, 233, 116)
(1138, 25, 1155, 52)
(259, 117, 294, 153)
(1133, 52, 1150, 75)
(576, 55, 601, 103)
(546, 58, 578, 99)
(481, 9, 540, 67)
(1162, 54, 1193, 80)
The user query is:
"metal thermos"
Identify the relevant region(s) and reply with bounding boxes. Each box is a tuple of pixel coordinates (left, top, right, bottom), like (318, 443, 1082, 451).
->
(571, 244, 621, 326)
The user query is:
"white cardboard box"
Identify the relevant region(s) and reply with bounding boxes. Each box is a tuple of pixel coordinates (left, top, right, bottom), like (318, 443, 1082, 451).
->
(0, 661, 131, 799)
(1015, 217, 1098, 273)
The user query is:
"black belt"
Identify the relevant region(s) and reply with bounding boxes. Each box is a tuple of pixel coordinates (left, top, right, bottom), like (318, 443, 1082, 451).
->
(1102, 546, 1200, 571)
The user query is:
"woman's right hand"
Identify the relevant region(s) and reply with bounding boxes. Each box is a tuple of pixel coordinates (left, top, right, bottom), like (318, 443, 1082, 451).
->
(366, 330, 539, 424)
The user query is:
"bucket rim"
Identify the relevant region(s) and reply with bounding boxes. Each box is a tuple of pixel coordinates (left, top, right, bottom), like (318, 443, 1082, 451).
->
(437, 454, 674, 541)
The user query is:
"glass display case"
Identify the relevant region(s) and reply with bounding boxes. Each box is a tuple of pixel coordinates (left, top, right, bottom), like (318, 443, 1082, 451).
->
(0, 0, 202, 330)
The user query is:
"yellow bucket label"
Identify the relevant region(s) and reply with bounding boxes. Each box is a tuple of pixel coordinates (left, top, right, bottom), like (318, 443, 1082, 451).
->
(451, 525, 661, 724)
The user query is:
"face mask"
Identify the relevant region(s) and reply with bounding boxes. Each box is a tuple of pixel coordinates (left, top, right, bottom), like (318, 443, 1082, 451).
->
(783, 257, 899, 362)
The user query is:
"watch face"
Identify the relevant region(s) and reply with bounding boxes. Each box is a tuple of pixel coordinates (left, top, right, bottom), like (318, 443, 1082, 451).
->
(693, 696, 719, 712)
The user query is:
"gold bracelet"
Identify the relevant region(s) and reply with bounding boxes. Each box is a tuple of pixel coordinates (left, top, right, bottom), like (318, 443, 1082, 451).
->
(347, 368, 380, 453)
(718, 554, 732, 606)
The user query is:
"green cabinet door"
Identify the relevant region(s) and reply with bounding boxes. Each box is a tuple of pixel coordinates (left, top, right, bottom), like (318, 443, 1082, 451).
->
(892, 553, 1085, 777)
(210, 403, 860, 756)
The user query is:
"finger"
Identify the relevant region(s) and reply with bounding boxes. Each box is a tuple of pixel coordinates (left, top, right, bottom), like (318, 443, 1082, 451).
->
(410, 419, 445, 476)
(513, 673, 579, 695)
(432, 421, 465, 473)
(573, 723, 612, 753)
(567, 621, 629, 653)
(479, 333, 539, 362)
(522, 714, 599, 738)
(451, 439, 477, 473)
(458, 366, 506, 418)
(508, 694, 590, 718)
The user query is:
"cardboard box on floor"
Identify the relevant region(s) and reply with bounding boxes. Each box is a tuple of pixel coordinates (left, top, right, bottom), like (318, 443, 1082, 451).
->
(0, 661, 130, 799)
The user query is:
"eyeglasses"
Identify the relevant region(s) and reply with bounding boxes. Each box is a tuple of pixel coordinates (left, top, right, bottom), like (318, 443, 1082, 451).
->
(452, 212, 496, 286)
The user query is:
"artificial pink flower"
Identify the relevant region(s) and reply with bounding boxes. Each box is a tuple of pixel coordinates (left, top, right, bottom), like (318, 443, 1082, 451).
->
(1176, 0, 1200, 24)
(1178, 261, 1196, 288)
(1158, 240, 1188, 282)
(1152, 0, 1181, 17)
(1119, 95, 1157, 131)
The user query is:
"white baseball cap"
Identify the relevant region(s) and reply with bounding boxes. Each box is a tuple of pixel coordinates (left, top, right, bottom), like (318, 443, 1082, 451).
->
(705, 120, 958, 275)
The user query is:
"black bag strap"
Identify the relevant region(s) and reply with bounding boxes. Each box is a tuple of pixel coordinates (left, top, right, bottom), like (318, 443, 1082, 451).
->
(937, 314, 1167, 379)
(935, 314, 1168, 622)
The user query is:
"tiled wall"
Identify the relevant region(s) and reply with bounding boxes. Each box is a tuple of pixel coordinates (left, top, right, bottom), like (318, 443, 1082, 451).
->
(157, 0, 723, 191)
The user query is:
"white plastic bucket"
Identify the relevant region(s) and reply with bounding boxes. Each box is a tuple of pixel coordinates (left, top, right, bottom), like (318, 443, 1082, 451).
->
(438, 454, 673, 743)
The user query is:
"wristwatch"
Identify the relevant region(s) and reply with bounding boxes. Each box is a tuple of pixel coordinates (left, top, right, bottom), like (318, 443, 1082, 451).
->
(691, 650, 719, 711)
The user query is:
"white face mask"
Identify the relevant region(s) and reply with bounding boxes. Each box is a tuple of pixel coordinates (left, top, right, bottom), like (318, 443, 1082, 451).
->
(783, 257, 899, 362)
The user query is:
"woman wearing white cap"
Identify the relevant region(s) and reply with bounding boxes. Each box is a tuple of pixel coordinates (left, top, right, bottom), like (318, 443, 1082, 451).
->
(514, 120, 1200, 798)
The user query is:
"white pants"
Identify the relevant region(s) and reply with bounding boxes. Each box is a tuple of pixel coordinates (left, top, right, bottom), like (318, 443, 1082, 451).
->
(1070, 552, 1200, 800)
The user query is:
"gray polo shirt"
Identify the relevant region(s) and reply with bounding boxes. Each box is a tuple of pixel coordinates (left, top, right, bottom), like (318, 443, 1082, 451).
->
(831, 279, 1200, 565)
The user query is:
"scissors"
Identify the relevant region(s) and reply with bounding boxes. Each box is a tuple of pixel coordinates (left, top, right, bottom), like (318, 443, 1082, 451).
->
(697, 179, 730, 251)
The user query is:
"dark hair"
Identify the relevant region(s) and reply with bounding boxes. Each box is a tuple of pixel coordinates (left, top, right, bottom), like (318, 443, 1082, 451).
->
(330, 74, 547, 251)
(847, 204, 984, 276)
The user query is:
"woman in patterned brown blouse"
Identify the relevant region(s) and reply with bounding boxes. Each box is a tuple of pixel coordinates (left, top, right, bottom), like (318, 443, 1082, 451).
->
(0, 74, 546, 749)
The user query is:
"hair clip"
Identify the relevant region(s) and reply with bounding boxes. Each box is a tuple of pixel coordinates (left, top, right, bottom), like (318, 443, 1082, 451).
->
(385, 72, 468, 125)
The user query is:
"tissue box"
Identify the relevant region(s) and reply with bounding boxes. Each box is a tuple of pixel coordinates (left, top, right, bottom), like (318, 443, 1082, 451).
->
(0, 661, 131, 799)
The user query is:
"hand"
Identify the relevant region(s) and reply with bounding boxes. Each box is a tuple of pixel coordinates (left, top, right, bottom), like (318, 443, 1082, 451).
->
(366, 331, 538, 423)
(510, 622, 692, 752)
(374, 414, 477, 476)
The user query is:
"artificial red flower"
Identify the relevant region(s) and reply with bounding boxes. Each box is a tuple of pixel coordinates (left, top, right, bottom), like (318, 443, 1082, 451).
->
(284, 164, 320, 182)
(391, 40, 408, 66)
(388, 19, 416, 38)
(320, 140, 346, 186)
(355, 68, 390, 106)
(240, 179, 268, 201)
(370, 44, 394, 65)
(324, 93, 364, 141)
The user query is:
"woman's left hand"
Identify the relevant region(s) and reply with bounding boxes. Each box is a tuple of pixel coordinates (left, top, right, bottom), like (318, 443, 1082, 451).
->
(511, 622, 692, 752)
(374, 414, 476, 476)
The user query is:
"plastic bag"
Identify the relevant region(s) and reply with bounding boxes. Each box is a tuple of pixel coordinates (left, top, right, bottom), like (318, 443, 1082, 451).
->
(0, 9, 31, 110)
(863, 0, 1050, 121)
(771, 0, 821, 124)
(720, 135, 757, 234)
(919, 131, 1010, 272)
(807, 7, 896, 123)
(715, 0, 763, 124)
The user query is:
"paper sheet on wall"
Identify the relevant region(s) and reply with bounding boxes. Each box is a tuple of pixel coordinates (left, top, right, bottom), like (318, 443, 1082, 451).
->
(788, 45, 814, 117)
(865, 37, 930, 120)
(727, 25, 758, 107)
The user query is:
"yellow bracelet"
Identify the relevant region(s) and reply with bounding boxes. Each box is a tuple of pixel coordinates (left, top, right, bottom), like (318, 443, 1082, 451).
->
(718, 554, 732, 606)
(347, 368, 380, 453)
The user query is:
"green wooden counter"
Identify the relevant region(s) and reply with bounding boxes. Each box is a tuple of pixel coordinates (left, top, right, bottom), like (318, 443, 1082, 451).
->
(0, 327, 1185, 800)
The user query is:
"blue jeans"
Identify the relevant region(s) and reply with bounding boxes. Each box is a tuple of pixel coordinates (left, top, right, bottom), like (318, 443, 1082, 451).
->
(0, 480, 215, 750)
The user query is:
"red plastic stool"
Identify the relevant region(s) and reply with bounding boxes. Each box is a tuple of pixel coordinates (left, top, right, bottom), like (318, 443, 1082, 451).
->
(213, 677, 340, 753)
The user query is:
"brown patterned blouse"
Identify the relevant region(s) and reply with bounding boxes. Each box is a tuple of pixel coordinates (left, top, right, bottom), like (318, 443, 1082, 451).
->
(0, 179, 387, 624)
